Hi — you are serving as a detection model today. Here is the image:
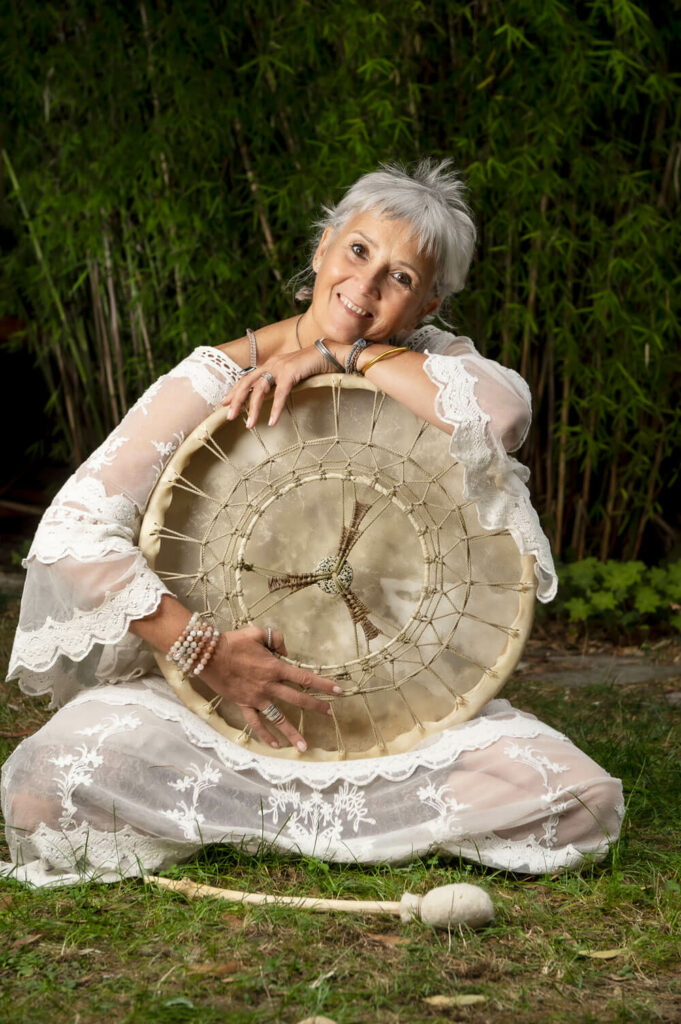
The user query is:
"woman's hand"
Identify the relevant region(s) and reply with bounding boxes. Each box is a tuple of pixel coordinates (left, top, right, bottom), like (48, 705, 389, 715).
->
(222, 345, 333, 429)
(198, 624, 342, 752)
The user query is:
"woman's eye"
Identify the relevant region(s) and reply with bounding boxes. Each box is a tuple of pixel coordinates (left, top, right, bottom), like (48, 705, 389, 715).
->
(350, 242, 366, 257)
(393, 272, 413, 288)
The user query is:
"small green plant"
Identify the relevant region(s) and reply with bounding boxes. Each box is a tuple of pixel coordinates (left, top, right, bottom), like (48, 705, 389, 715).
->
(549, 558, 681, 632)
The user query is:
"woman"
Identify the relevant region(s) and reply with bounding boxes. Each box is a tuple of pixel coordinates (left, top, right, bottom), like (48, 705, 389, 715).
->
(1, 161, 623, 886)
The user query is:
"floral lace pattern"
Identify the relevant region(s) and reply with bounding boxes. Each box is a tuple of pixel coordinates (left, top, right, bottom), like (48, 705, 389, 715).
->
(66, 682, 570, 787)
(162, 762, 223, 842)
(264, 781, 377, 846)
(50, 713, 142, 829)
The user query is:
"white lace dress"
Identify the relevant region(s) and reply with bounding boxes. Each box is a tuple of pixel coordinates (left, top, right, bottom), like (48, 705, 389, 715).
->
(1, 328, 623, 887)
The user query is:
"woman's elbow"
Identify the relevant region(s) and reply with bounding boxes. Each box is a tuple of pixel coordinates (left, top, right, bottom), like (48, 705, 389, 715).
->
(491, 400, 531, 453)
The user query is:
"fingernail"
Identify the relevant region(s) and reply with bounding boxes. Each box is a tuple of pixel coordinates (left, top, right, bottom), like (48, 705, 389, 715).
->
(270, 740, 279, 748)
(325, 705, 333, 715)
(268, 416, 274, 426)
(333, 685, 343, 694)
(296, 740, 307, 752)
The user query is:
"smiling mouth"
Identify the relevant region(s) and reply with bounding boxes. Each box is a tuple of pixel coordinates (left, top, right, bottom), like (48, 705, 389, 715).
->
(338, 293, 373, 318)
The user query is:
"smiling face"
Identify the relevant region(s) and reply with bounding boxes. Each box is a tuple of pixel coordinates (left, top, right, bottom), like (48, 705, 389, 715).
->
(307, 210, 440, 346)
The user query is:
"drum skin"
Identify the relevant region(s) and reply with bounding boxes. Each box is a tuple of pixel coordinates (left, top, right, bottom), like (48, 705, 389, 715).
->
(139, 374, 536, 761)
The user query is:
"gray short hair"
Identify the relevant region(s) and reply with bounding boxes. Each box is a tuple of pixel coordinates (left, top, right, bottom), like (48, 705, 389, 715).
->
(295, 159, 476, 304)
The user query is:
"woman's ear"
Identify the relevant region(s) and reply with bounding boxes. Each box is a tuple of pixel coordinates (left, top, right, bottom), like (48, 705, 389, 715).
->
(313, 226, 334, 272)
(416, 295, 441, 325)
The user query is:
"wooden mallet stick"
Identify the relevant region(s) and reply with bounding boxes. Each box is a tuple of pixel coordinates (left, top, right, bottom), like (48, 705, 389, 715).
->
(145, 875, 494, 930)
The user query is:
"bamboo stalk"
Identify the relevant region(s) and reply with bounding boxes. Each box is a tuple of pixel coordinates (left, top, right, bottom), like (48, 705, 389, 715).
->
(600, 420, 624, 561)
(544, 340, 555, 528)
(233, 117, 282, 282)
(500, 224, 513, 364)
(571, 406, 596, 559)
(53, 341, 82, 465)
(122, 222, 154, 380)
(89, 259, 120, 427)
(139, 0, 188, 346)
(2, 149, 86, 384)
(554, 369, 571, 558)
(630, 433, 665, 559)
(100, 228, 128, 415)
(520, 194, 547, 381)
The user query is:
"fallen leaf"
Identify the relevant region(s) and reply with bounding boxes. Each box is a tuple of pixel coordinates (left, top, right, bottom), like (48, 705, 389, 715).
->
(0, 894, 15, 910)
(577, 948, 627, 960)
(10, 933, 42, 951)
(423, 994, 486, 1007)
(187, 959, 241, 976)
(366, 932, 410, 947)
(295, 1018, 338, 1024)
(220, 912, 245, 931)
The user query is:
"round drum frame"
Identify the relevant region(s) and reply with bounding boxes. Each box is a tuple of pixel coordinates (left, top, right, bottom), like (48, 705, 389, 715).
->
(139, 374, 536, 761)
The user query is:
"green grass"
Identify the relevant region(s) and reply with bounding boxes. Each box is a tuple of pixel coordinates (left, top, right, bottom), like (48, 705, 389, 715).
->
(1, 598, 680, 1024)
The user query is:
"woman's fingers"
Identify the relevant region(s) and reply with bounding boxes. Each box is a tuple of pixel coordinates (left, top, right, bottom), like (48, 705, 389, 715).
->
(241, 705, 281, 749)
(242, 701, 309, 753)
(269, 682, 333, 717)
(279, 662, 343, 697)
(261, 706, 308, 752)
(267, 379, 294, 427)
(271, 630, 287, 657)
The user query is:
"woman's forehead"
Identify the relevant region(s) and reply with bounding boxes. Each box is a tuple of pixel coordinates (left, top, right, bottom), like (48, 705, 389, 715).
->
(340, 209, 435, 267)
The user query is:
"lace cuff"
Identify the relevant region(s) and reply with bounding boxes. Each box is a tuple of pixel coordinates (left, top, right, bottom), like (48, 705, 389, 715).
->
(423, 351, 557, 602)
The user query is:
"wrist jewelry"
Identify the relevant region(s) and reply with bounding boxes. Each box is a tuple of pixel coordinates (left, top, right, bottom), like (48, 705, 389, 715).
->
(167, 613, 220, 676)
(359, 346, 409, 375)
(314, 337, 345, 373)
(345, 337, 370, 375)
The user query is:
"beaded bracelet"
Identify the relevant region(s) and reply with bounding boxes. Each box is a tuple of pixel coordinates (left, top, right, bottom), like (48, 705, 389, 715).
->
(167, 613, 220, 676)
(345, 337, 370, 375)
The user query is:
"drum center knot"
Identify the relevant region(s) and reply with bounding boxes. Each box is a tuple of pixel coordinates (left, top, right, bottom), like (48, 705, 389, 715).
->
(315, 556, 353, 595)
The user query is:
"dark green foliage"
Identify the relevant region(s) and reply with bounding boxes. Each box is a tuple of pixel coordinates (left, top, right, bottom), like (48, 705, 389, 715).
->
(1, 0, 679, 562)
(548, 557, 681, 632)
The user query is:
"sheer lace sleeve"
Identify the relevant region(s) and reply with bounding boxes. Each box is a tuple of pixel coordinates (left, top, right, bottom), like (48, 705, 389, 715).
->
(7, 347, 243, 706)
(406, 326, 557, 603)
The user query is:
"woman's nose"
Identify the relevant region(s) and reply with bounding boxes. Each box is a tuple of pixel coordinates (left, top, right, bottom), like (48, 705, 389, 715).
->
(356, 265, 381, 296)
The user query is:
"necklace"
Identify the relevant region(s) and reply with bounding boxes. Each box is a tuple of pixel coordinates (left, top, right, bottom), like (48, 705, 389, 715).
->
(295, 314, 304, 350)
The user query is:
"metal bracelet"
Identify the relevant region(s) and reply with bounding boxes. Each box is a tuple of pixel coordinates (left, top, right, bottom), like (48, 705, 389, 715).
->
(314, 338, 345, 373)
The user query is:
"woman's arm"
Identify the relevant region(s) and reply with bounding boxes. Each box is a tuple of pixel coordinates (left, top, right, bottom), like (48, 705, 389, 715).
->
(223, 329, 531, 454)
(8, 345, 337, 733)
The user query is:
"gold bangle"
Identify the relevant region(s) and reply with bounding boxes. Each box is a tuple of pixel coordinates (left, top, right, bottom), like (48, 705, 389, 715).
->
(359, 347, 409, 375)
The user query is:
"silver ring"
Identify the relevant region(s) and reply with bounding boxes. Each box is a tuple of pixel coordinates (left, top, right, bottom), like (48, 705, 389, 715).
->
(266, 625, 274, 650)
(260, 372, 276, 387)
(262, 703, 283, 723)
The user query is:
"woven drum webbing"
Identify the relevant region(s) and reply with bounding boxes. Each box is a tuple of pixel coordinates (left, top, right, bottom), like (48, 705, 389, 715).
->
(140, 375, 535, 761)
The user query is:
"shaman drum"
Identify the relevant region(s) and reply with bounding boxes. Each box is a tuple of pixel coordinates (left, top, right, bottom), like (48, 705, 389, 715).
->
(139, 375, 536, 761)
